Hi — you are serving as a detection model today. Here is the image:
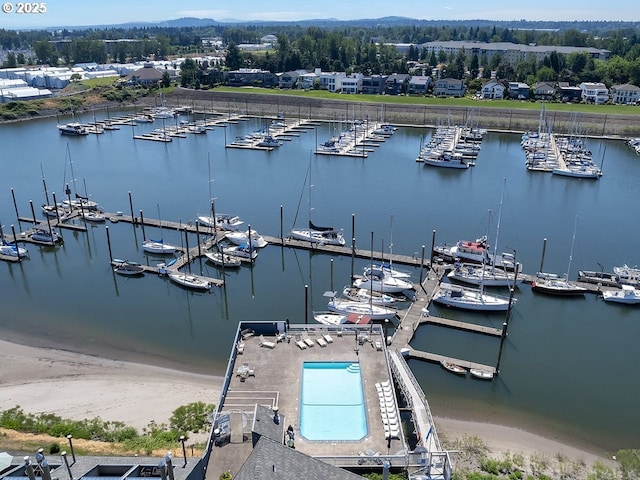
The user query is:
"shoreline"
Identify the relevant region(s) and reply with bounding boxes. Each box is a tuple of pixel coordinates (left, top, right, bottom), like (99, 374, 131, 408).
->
(0, 337, 615, 470)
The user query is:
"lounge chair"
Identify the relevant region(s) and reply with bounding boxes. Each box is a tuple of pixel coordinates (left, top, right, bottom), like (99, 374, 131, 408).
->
(322, 333, 334, 343)
(236, 341, 245, 354)
(259, 335, 276, 349)
(316, 337, 327, 347)
(296, 340, 307, 350)
(303, 335, 315, 347)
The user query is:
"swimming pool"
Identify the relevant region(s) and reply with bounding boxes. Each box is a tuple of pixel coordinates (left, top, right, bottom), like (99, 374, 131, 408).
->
(299, 362, 368, 441)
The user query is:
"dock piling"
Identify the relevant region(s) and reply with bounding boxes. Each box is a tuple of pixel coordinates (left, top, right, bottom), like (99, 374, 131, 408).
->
(539, 238, 547, 274)
(11, 188, 20, 226)
(29, 200, 36, 224)
(139, 210, 145, 239)
(128, 191, 135, 223)
(105, 225, 113, 262)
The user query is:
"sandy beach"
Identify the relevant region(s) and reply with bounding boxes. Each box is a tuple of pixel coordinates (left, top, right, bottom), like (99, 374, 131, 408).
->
(0, 338, 614, 474)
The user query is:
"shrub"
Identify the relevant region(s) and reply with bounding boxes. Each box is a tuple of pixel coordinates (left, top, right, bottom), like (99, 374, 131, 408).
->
(48, 442, 60, 454)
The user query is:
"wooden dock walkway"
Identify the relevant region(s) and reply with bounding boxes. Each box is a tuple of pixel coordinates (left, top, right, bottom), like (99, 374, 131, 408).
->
(389, 268, 499, 375)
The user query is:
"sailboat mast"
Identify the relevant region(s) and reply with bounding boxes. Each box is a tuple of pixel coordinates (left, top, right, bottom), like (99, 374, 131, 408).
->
(566, 215, 578, 281)
(492, 178, 507, 271)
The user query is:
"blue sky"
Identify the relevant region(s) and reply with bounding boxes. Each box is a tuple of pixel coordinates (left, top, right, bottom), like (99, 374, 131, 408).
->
(2, 0, 639, 29)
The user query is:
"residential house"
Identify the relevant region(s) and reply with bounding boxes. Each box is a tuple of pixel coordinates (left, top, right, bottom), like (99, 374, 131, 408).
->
(316, 69, 347, 92)
(407, 75, 431, 95)
(278, 70, 305, 89)
(557, 82, 582, 102)
(579, 82, 609, 104)
(481, 80, 505, 99)
(533, 82, 555, 101)
(385, 73, 410, 95)
(610, 83, 640, 105)
(340, 73, 363, 94)
(227, 68, 277, 88)
(361, 74, 387, 94)
(433, 78, 466, 97)
(298, 71, 318, 90)
(508, 82, 530, 100)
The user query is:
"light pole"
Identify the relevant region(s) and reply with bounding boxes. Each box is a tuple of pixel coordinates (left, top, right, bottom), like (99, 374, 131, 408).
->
(179, 435, 187, 467)
(66, 434, 76, 464)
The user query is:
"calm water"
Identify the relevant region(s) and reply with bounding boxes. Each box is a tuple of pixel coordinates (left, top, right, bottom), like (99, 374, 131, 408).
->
(1, 110, 639, 454)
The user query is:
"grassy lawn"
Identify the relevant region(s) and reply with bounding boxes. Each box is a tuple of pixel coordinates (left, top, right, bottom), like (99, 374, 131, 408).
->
(210, 85, 640, 115)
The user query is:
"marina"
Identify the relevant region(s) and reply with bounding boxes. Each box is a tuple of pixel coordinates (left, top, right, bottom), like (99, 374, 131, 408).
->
(1, 107, 640, 454)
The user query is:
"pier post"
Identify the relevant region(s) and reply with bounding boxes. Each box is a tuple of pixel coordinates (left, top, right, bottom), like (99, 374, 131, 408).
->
(330, 259, 334, 292)
(351, 214, 355, 253)
(280, 205, 283, 241)
(42, 176, 50, 205)
(139, 210, 146, 240)
(304, 284, 309, 324)
(52, 192, 60, 223)
(11, 187, 20, 225)
(539, 238, 547, 274)
(351, 237, 355, 281)
(29, 200, 36, 224)
(10, 225, 19, 256)
(184, 229, 191, 272)
(105, 226, 113, 262)
(195, 221, 201, 258)
(430, 230, 436, 269)
(45, 212, 54, 242)
(496, 321, 509, 374)
(128, 191, 135, 223)
(419, 245, 426, 283)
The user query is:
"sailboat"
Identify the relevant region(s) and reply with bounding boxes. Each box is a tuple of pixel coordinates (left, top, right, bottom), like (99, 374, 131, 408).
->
(289, 155, 345, 246)
(532, 216, 588, 296)
(433, 210, 515, 311)
(196, 153, 244, 231)
(142, 205, 179, 254)
(448, 179, 522, 287)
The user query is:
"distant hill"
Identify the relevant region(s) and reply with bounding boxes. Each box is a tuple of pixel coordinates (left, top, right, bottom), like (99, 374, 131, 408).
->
(48, 16, 640, 32)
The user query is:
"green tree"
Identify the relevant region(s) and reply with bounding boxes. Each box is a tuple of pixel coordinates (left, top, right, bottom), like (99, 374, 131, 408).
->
(225, 42, 242, 70)
(6, 51, 16, 68)
(180, 58, 198, 87)
(161, 71, 171, 88)
(33, 40, 58, 65)
(169, 402, 214, 434)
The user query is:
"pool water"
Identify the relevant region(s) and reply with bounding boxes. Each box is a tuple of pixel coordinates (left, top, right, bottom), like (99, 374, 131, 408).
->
(299, 362, 368, 441)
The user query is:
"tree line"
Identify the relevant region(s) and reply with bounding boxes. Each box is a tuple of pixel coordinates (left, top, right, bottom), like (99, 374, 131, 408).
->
(2, 22, 640, 89)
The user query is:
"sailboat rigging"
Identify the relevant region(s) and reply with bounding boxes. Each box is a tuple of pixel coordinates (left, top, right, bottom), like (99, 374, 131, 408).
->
(289, 154, 345, 246)
(531, 215, 587, 296)
(142, 204, 179, 254)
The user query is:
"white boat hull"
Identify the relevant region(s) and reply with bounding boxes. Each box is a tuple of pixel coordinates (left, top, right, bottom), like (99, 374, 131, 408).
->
(0, 244, 28, 257)
(142, 240, 178, 254)
(353, 275, 413, 294)
(313, 311, 348, 325)
(289, 228, 345, 246)
(327, 299, 397, 320)
(225, 231, 268, 248)
(602, 286, 640, 304)
(448, 264, 522, 287)
(168, 272, 211, 290)
(432, 284, 513, 311)
(205, 251, 241, 268)
(197, 215, 243, 231)
(342, 286, 398, 305)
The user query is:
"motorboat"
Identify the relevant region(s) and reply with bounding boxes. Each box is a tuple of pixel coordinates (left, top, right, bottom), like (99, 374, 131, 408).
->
(440, 361, 467, 375)
(353, 267, 414, 294)
(470, 368, 494, 380)
(289, 222, 345, 246)
(614, 264, 640, 287)
(197, 214, 243, 231)
(80, 211, 106, 223)
(168, 271, 211, 291)
(342, 286, 399, 306)
(433, 235, 490, 264)
(602, 285, 640, 305)
(41, 203, 70, 219)
(0, 242, 28, 258)
(220, 243, 258, 261)
(256, 135, 282, 148)
(432, 283, 514, 311)
(142, 239, 178, 255)
(552, 164, 602, 179)
(577, 269, 619, 287)
(313, 311, 348, 326)
(327, 296, 398, 321)
(57, 122, 89, 136)
(225, 230, 268, 248)
(204, 251, 241, 268)
(447, 262, 522, 287)
(113, 259, 144, 276)
(30, 228, 61, 244)
(531, 275, 588, 296)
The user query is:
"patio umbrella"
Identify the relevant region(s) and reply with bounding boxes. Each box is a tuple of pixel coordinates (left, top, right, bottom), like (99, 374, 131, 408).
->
(0, 452, 14, 471)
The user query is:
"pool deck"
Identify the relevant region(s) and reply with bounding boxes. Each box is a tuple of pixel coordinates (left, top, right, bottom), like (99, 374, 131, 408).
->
(206, 324, 407, 478)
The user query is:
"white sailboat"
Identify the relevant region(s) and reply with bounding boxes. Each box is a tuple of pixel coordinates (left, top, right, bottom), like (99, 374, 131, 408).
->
(142, 205, 179, 254)
(447, 179, 522, 287)
(532, 216, 588, 296)
(289, 155, 345, 246)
